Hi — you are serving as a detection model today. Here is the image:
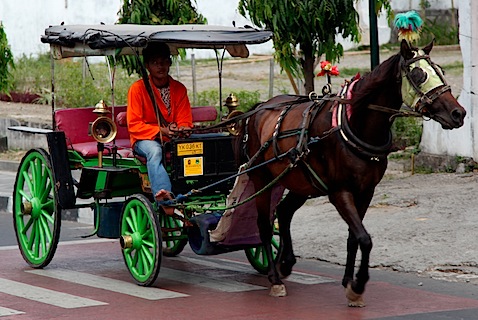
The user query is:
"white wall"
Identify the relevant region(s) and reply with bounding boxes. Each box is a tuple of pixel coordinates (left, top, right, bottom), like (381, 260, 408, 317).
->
(392, 0, 455, 11)
(0, 0, 122, 58)
(0, 0, 395, 60)
(419, 0, 477, 159)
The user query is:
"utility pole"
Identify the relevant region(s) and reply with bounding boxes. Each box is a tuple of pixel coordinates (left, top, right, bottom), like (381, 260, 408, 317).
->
(369, 0, 380, 70)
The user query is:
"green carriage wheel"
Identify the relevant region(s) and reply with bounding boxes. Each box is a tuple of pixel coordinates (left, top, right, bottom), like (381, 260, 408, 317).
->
(245, 219, 280, 275)
(160, 214, 187, 257)
(120, 194, 162, 286)
(13, 148, 61, 268)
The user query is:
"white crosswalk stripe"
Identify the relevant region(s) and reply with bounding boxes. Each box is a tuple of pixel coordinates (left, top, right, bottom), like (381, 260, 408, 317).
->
(160, 267, 266, 292)
(0, 255, 330, 316)
(26, 269, 188, 300)
(0, 306, 24, 317)
(0, 278, 107, 308)
(173, 256, 336, 285)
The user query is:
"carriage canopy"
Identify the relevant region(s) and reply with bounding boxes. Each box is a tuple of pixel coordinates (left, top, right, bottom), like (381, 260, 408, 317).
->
(41, 24, 273, 59)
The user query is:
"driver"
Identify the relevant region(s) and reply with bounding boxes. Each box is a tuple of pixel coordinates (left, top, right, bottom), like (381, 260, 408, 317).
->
(126, 42, 193, 212)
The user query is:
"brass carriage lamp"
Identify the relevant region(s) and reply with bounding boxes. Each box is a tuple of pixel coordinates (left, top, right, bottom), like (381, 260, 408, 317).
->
(224, 93, 239, 114)
(90, 100, 117, 167)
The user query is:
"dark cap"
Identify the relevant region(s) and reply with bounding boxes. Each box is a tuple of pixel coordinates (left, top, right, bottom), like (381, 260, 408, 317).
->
(143, 42, 171, 63)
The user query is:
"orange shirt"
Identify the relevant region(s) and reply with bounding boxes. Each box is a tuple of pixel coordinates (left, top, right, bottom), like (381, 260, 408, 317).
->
(127, 76, 192, 147)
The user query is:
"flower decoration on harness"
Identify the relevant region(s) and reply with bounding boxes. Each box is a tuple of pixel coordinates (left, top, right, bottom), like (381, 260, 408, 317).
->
(317, 61, 339, 95)
(394, 10, 423, 44)
(317, 61, 340, 77)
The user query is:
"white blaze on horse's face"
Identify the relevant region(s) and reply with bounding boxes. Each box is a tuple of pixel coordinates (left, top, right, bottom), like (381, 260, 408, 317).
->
(401, 50, 446, 110)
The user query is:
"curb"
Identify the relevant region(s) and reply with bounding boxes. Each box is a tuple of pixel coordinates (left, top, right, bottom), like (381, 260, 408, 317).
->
(0, 160, 19, 172)
(0, 192, 93, 224)
(0, 158, 93, 224)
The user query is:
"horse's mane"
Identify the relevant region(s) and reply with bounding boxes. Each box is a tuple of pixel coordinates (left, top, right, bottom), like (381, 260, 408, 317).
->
(350, 53, 402, 110)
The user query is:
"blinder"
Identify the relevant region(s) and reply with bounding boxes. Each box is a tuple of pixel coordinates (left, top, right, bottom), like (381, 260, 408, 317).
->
(400, 50, 450, 114)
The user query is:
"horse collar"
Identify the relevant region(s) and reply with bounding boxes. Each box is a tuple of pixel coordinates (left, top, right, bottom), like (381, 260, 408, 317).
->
(334, 81, 392, 161)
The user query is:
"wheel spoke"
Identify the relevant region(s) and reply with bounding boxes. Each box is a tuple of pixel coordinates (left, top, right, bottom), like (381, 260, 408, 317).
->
(132, 249, 139, 267)
(253, 247, 261, 260)
(39, 215, 53, 243)
(141, 246, 154, 266)
(137, 209, 146, 231)
(19, 190, 32, 202)
(34, 159, 43, 194)
(27, 220, 36, 250)
(125, 216, 134, 232)
(21, 216, 34, 234)
(142, 239, 154, 248)
(34, 221, 41, 257)
(38, 219, 46, 257)
(137, 250, 145, 275)
(142, 227, 152, 239)
(22, 171, 34, 195)
(40, 180, 52, 202)
(41, 207, 55, 224)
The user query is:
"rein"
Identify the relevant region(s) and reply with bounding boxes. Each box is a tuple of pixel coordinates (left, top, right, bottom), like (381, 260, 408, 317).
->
(165, 51, 453, 207)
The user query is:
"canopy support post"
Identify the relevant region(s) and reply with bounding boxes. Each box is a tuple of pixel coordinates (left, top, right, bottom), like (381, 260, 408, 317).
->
(215, 48, 226, 120)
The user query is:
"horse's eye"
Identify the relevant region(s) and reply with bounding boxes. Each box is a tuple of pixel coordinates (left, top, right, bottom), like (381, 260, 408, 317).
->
(410, 67, 428, 86)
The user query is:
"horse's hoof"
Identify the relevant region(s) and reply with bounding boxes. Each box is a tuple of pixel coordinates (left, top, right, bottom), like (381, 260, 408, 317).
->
(269, 284, 287, 297)
(345, 283, 366, 307)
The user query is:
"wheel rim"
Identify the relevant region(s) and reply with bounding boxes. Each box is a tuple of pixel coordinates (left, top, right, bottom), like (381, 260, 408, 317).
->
(13, 149, 60, 267)
(121, 196, 161, 285)
(161, 214, 187, 256)
(245, 220, 280, 274)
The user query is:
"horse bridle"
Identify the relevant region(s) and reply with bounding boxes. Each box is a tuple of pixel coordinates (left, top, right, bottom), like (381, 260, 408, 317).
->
(400, 50, 451, 114)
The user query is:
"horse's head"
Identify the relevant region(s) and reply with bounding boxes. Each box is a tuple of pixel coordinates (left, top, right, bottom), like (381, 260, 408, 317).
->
(400, 40, 466, 129)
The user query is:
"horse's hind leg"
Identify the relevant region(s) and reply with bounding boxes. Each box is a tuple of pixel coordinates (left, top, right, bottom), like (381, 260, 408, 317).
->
(254, 185, 286, 297)
(275, 192, 307, 278)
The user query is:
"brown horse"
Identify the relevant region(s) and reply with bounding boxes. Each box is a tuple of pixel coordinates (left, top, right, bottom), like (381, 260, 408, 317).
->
(235, 40, 465, 306)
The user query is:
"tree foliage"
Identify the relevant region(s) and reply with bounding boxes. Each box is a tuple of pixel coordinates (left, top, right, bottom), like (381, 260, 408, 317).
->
(116, 0, 206, 75)
(238, 0, 391, 94)
(0, 22, 15, 95)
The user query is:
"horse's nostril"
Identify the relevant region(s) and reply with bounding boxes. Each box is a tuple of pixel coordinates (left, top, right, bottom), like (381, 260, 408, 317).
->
(452, 108, 466, 122)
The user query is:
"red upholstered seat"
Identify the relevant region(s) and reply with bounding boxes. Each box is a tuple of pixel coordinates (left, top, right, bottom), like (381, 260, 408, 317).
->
(55, 105, 218, 159)
(55, 106, 130, 158)
(191, 106, 217, 123)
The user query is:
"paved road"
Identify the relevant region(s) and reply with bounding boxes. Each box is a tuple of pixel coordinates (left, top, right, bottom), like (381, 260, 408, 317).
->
(2, 168, 478, 319)
(1, 234, 478, 320)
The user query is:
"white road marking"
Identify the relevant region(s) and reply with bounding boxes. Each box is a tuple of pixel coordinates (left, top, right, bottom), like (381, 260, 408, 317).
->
(27, 269, 188, 300)
(0, 306, 24, 317)
(160, 267, 266, 292)
(0, 278, 107, 308)
(0, 238, 114, 251)
(173, 256, 335, 285)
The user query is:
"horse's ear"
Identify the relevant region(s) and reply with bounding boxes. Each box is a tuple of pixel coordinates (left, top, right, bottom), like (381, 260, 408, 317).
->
(422, 39, 434, 55)
(400, 39, 415, 60)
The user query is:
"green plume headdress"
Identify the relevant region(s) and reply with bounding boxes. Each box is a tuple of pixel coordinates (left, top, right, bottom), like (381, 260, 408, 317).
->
(394, 11, 423, 43)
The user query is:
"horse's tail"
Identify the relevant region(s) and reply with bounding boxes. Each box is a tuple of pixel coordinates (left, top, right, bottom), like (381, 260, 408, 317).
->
(233, 102, 262, 166)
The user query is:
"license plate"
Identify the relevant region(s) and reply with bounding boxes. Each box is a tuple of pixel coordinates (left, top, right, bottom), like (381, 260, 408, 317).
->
(177, 142, 203, 156)
(183, 157, 203, 177)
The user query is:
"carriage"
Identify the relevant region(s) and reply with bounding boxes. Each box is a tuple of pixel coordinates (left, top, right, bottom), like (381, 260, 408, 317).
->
(11, 21, 467, 307)
(10, 24, 275, 286)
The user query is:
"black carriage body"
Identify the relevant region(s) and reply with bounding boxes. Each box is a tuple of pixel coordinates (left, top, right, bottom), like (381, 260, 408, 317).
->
(169, 134, 238, 195)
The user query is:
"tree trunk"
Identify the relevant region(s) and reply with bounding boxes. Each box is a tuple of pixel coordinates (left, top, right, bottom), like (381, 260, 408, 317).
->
(301, 42, 315, 95)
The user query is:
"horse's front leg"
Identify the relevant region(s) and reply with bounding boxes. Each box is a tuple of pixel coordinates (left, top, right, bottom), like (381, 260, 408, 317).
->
(329, 191, 373, 307)
(275, 192, 307, 278)
(255, 189, 286, 297)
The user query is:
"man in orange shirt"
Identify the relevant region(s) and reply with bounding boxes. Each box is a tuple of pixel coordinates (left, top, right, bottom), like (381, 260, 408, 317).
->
(127, 42, 192, 209)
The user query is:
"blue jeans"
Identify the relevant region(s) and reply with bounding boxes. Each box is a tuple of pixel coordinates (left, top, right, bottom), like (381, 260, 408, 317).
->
(133, 140, 171, 199)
